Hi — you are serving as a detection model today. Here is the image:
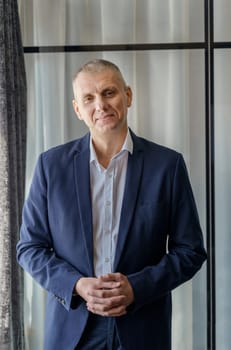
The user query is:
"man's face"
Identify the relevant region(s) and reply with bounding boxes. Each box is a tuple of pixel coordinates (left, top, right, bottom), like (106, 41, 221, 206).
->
(72, 69, 132, 137)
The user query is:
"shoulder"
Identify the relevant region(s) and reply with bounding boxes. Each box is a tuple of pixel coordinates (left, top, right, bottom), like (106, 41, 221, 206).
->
(32, 134, 90, 178)
(131, 130, 181, 162)
(40, 133, 90, 163)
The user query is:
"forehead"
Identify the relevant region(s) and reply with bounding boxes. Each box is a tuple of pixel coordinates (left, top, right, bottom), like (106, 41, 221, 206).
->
(74, 69, 125, 94)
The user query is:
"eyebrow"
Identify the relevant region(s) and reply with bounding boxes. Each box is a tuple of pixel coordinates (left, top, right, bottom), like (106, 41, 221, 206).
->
(102, 86, 117, 93)
(81, 86, 118, 97)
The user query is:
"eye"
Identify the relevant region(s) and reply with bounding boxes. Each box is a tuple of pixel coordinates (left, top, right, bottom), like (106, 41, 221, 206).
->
(103, 89, 116, 97)
(83, 95, 94, 104)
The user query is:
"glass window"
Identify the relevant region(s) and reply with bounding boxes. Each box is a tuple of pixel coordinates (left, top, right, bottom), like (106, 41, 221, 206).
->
(20, 0, 204, 46)
(214, 49, 231, 350)
(19, 1, 208, 349)
(24, 50, 207, 350)
(214, 0, 231, 41)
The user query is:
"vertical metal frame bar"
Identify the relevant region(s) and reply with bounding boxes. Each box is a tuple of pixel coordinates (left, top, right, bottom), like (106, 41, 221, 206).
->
(205, 0, 216, 349)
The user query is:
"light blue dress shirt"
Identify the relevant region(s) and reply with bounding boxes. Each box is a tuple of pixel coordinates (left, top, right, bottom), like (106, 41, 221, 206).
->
(89, 130, 133, 277)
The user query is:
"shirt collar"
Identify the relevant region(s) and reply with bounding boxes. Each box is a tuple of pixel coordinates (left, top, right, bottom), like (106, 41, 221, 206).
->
(90, 129, 133, 164)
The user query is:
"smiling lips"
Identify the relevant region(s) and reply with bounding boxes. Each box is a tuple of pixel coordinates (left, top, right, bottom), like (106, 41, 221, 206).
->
(96, 113, 115, 121)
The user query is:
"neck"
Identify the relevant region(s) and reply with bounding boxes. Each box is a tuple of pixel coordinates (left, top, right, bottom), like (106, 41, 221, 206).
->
(92, 128, 128, 168)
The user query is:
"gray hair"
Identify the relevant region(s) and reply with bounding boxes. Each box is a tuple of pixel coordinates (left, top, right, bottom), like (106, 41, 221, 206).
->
(72, 59, 127, 89)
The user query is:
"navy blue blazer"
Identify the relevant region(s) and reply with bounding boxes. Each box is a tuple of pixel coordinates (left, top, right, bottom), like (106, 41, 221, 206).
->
(17, 130, 207, 350)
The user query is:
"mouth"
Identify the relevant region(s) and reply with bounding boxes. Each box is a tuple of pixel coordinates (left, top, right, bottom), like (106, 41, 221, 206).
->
(95, 113, 114, 121)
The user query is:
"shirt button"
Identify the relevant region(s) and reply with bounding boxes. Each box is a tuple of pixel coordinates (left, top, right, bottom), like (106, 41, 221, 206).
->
(106, 201, 111, 206)
(105, 257, 109, 263)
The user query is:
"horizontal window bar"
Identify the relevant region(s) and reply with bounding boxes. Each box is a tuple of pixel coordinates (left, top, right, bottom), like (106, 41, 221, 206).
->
(23, 42, 206, 54)
(213, 42, 231, 49)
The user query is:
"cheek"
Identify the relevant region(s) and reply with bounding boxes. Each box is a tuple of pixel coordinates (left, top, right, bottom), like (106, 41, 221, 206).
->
(113, 99, 126, 111)
(83, 110, 96, 125)
(79, 106, 93, 119)
(118, 101, 129, 114)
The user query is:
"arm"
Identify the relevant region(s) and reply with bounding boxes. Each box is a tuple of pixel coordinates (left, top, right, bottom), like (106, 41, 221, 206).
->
(16, 154, 83, 311)
(127, 154, 207, 310)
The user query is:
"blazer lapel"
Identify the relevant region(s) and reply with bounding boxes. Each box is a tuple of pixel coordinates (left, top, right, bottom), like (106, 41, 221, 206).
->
(73, 136, 94, 276)
(113, 142, 144, 271)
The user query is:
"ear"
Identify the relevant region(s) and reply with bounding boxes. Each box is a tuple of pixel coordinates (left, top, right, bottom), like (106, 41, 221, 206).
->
(72, 99, 82, 120)
(126, 86, 132, 107)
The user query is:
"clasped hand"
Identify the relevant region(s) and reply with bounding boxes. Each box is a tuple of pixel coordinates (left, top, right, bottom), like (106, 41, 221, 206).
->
(75, 272, 134, 317)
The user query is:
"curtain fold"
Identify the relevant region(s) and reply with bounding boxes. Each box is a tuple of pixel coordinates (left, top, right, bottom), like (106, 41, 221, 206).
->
(0, 0, 27, 348)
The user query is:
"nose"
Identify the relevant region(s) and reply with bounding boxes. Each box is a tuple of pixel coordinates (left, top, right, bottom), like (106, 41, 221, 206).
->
(95, 95, 107, 112)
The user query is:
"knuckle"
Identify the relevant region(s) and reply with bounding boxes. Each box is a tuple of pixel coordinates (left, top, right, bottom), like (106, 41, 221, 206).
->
(88, 295, 95, 303)
(105, 299, 112, 307)
(101, 290, 107, 298)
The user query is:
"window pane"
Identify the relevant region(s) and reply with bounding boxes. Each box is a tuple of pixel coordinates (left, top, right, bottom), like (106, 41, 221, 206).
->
(19, 0, 204, 46)
(214, 0, 231, 41)
(24, 50, 207, 350)
(214, 49, 231, 350)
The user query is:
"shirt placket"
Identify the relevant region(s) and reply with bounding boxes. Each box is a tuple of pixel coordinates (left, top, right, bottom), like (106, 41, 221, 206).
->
(103, 164, 114, 274)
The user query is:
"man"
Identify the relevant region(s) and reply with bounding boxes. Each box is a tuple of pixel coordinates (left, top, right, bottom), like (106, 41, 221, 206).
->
(17, 59, 207, 350)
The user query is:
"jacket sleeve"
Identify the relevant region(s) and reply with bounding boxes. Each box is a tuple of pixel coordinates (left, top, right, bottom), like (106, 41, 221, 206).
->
(16, 154, 83, 311)
(127, 154, 207, 311)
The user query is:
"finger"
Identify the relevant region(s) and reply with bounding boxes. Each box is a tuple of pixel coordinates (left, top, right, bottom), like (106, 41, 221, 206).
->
(87, 294, 126, 309)
(87, 303, 127, 317)
(98, 276, 121, 289)
(105, 305, 127, 317)
(87, 285, 122, 300)
(100, 273, 123, 282)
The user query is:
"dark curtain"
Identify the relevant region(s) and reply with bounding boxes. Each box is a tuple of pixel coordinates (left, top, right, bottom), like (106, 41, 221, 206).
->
(0, 0, 26, 348)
